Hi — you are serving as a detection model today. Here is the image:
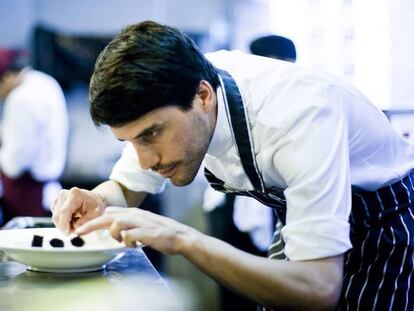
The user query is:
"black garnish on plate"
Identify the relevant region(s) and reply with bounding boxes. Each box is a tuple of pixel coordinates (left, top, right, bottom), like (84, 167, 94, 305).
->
(31, 235, 43, 247)
(70, 236, 85, 247)
(49, 238, 64, 248)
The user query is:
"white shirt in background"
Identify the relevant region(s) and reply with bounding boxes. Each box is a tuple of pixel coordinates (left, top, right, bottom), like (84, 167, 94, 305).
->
(0, 68, 69, 209)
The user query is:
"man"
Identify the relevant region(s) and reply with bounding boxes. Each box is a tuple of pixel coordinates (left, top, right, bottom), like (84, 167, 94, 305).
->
(0, 48, 68, 224)
(52, 21, 414, 310)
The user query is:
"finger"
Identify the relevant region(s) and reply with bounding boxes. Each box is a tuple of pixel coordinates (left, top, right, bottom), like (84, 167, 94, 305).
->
(72, 211, 98, 228)
(108, 216, 141, 242)
(75, 207, 131, 234)
(59, 188, 84, 235)
(69, 210, 83, 231)
(106, 207, 159, 222)
(50, 197, 58, 213)
(75, 215, 116, 235)
(104, 206, 135, 214)
(52, 189, 69, 230)
(122, 228, 144, 247)
(51, 188, 68, 213)
(52, 189, 68, 218)
(51, 197, 59, 224)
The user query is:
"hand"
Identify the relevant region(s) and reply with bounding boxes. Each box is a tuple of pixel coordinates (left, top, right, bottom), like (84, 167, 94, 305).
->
(75, 207, 195, 255)
(51, 187, 107, 235)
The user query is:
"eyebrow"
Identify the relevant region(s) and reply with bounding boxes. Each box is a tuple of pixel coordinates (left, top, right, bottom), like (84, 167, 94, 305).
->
(117, 123, 161, 142)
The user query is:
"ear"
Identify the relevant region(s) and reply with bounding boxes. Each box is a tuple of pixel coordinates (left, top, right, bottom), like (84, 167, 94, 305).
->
(196, 80, 216, 113)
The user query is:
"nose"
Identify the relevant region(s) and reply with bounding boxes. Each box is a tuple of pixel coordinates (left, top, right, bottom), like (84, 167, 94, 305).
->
(134, 144, 161, 170)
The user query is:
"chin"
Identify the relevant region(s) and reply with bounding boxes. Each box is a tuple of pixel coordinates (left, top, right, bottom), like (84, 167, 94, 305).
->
(169, 170, 198, 187)
(169, 176, 193, 187)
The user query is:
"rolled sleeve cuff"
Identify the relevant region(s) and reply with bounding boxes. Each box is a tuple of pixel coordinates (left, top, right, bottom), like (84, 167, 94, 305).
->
(282, 217, 352, 261)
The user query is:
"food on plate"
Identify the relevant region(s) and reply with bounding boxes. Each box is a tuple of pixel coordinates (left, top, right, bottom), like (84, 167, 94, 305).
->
(49, 238, 64, 248)
(30, 234, 86, 248)
(70, 236, 85, 247)
(31, 235, 44, 247)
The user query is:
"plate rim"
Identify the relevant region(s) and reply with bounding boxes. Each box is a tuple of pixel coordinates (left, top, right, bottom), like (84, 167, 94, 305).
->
(0, 244, 131, 253)
(0, 227, 142, 253)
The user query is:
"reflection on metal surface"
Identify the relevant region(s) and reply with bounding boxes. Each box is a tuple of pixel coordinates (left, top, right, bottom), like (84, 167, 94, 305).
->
(1, 275, 192, 311)
(0, 249, 195, 311)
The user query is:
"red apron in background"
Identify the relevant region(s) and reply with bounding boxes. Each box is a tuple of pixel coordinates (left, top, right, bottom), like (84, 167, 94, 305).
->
(0, 172, 46, 225)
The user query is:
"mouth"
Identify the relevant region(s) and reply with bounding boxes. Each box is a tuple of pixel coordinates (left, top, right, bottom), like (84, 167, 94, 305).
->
(157, 164, 177, 178)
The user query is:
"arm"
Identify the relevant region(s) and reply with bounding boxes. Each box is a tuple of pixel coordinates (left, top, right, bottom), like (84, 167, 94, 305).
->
(76, 207, 343, 310)
(181, 228, 343, 310)
(92, 179, 147, 207)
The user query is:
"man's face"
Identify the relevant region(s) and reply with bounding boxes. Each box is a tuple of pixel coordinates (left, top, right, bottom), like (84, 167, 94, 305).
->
(111, 87, 216, 186)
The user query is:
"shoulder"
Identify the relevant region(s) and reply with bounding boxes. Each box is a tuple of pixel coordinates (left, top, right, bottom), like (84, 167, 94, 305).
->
(19, 70, 65, 102)
(25, 70, 63, 92)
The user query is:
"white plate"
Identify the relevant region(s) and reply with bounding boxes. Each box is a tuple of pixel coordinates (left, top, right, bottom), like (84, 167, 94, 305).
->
(0, 228, 142, 273)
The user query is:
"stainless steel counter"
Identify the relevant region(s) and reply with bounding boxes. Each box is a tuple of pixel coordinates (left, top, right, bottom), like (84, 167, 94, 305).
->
(0, 248, 190, 311)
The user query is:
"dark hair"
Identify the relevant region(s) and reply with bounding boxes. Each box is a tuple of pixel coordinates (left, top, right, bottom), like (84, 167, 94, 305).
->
(89, 20, 219, 127)
(250, 35, 296, 62)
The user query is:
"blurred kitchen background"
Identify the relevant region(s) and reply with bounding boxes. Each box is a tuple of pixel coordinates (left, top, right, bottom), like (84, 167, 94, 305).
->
(0, 0, 414, 310)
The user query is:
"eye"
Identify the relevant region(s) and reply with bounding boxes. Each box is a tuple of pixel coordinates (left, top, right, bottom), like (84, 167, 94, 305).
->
(149, 129, 158, 137)
(140, 129, 159, 143)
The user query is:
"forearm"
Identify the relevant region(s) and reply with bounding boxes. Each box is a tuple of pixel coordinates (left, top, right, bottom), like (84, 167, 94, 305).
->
(92, 180, 147, 207)
(179, 229, 343, 310)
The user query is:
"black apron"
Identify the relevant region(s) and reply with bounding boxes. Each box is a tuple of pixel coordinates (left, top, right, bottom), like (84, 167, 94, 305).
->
(0, 171, 46, 225)
(204, 69, 414, 311)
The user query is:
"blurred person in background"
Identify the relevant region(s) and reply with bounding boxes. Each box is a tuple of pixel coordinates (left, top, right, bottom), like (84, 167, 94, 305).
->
(203, 34, 297, 310)
(52, 21, 414, 310)
(0, 48, 68, 225)
(249, 35, 296, 62)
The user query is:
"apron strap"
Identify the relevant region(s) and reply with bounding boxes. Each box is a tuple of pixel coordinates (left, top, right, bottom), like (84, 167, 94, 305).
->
(217, 69, 265, 193)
